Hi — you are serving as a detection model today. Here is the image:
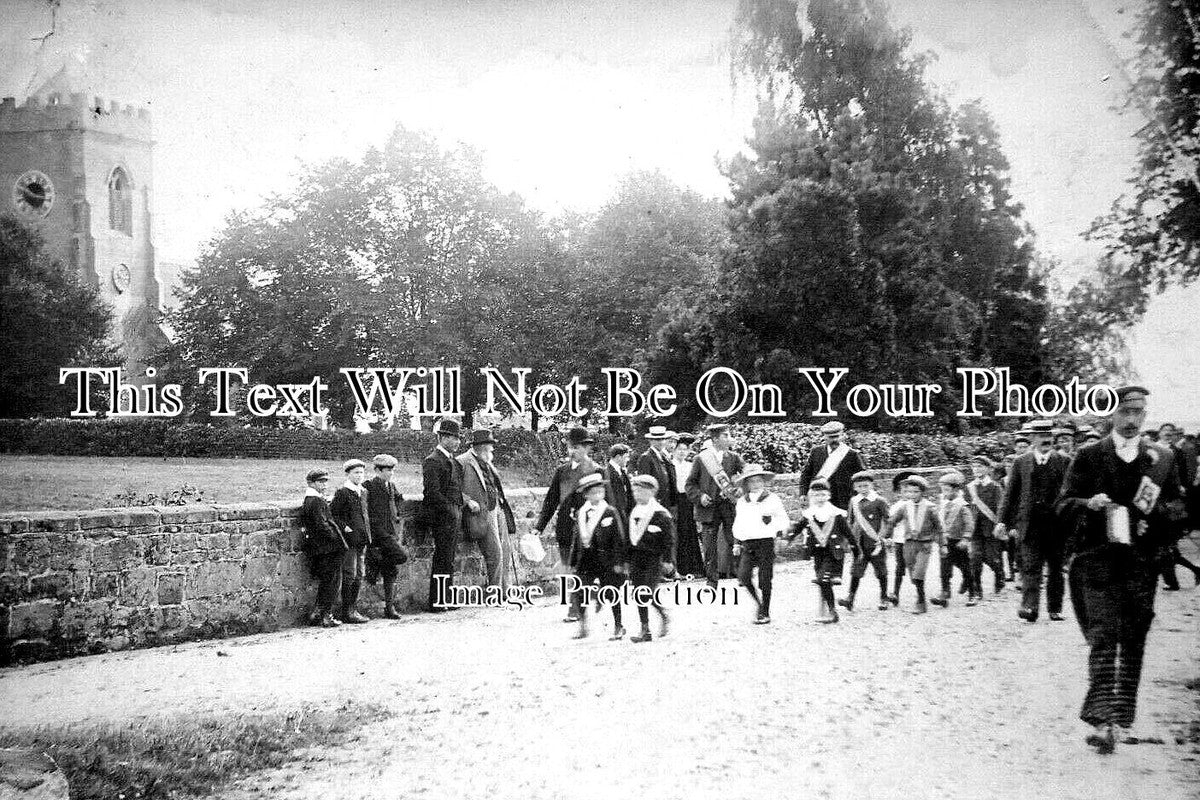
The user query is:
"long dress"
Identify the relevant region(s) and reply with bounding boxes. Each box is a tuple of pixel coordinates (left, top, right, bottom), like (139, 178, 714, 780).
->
(672, 456, 705, 578)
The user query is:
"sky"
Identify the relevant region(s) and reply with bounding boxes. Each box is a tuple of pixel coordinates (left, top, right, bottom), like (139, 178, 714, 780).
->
(2, 0, 1197, 425)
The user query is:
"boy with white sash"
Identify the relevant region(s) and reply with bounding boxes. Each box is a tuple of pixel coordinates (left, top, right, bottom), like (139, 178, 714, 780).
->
(731, 464, 789, 624)
(839, 470, 890, 612)
(966, 455, 1007, 598)
(626, 474, 675, 643)
(569, 473, 628, 641)
(800, 478, 857, 624)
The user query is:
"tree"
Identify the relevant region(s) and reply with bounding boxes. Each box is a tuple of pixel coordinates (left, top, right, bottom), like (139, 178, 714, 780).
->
(671, 0, 1057, 428)
(1088, 0, 1200, 301)
(0, 215, 117, 417)
(168, 127, 546, 425)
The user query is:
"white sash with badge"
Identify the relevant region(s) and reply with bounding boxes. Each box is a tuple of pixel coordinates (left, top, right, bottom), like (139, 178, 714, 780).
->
(699, 447, 740, 501)
(816, 443, 850, 481)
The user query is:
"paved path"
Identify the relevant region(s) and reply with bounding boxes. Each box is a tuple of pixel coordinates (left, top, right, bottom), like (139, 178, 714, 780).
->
(2, 562, 1198, 800)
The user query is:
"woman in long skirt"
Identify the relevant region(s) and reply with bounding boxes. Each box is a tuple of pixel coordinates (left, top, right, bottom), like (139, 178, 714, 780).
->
(672, 435, 705, 579)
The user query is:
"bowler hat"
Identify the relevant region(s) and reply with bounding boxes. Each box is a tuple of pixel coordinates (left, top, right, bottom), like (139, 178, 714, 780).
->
(469, 429, 497, 446)
(566, 427, 596, 446)
(434, 419, 462, 437)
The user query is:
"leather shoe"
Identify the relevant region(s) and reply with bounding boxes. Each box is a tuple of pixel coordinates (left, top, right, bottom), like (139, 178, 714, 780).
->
(1017, 608, 1037, 623)
(837, 597, 853, 611)
(930, 595, 948, 607)
(342, 610, 370, 624)
(1048, 612, 1065, 621)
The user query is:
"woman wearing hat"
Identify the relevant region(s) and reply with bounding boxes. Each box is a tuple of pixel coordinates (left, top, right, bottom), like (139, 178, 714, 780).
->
(670, 433, 705, 579)
(731, 464, 789, 624)
(626, 474, 675, 642)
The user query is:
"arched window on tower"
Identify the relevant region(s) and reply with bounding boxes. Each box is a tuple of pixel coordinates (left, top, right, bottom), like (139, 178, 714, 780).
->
(108, 167, 132, 236)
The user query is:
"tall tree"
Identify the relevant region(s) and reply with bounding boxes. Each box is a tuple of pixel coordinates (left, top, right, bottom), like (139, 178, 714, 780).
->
(1089, 0, 1200, 301)
(0, 215, 117, 417)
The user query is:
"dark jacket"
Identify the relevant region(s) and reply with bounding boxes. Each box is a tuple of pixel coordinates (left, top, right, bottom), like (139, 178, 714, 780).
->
(299, 493, 348, 556)
(331, 484, 372, 548)
(457, 450, 517, 542)
(604, 462, 634, 518)
(1056, 438, 1182, 559)
(685, 448, 745, 523)
(965, 479, 1004, 539)
(848, 495, 889, 552)
(627, 506, 675, 564)
(1000, 450, 1070, 538)
(422, 447, 464, 533)
(635, 447, 676, 507)
(798, 444, 867, 510)
(569, 502, 628, 573)
(536, 456, 600, 548)
(364, 475, 407, 564)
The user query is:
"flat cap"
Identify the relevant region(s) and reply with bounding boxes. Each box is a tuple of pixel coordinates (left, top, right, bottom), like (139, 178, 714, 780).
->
(819, 421, 845, 434)
(851, 470, 876, 483)
(1028, 420, 1055, 433)
(900, 474, 930, 491)
(1114, 385, 1150, 404)
(808, 477, 831, 491)
(372, 453, 398, 468)
(306, 469, 330, 483)
(938, 470, 966, 486)
(1012, 434, 1031, 444)
(705, 423, 730, 437)
(343, 459, 367, 473)
(970, 455, 994, 469)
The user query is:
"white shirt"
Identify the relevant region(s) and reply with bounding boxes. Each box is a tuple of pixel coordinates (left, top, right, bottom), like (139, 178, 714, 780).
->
(1112, 432, 1139, 464)
(1033, 449, 1051, 466)
(672, 457, 692, 494)
(732, 491, 789, 541)
(577, 499, 609, 548)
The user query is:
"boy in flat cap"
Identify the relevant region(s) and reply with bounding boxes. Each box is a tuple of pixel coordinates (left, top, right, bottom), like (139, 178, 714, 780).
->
(1057, 386, 1183, 753)
(364, 454, 408, 618)
(886, 474, 947, 614)
(965, 456, 1007, 599)
(626, 474, 674, 642)
(534, 426, 601, 622)
(331, 459, 372, 623)
(569, 473, 628, 640)
(1001, 419, 1071, 622)
(731, 465, 789, 624)
(299, 469, 348, 627)
(840, 470, 890, 612)
(931, 471, 974, 608)
(687, 423, 746, 588)
(800, 477, 856, 623)
(799, 421, 867, 511)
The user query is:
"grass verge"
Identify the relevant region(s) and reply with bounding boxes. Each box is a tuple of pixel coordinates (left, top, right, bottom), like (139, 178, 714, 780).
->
(0, 700, 392, 798)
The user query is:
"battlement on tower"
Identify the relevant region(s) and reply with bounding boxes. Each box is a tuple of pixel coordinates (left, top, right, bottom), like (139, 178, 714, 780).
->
(0, 90, 151, 140)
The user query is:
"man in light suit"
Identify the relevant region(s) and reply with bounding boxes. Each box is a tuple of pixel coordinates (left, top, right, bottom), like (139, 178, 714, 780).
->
(457, 429, 515, 591)
(1000, 419, 1071, 622)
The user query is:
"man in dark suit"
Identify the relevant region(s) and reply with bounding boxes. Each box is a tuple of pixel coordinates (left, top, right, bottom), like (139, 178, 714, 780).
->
(331, 459, 372, 623)
(604, 442, 634, 518)
(1057, 386, 1183, 753)
(1000, 419, 1071, 622)
(422, 419, 464, 612)
(533, 426, 600, 621)
(686, 423, 745, 588)
(798, 421, 868, 511)
(1156, 423, 1200, 589)
(364, 453, 407, 618)
(636, 426, 677, 509)
(457, 429, 516, 590)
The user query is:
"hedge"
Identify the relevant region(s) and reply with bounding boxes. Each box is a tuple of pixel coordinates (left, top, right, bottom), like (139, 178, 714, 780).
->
(0, 418, 1012, 481)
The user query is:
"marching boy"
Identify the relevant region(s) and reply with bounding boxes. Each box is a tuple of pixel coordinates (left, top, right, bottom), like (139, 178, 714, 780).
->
(886, 475, 947, 614)
(626, 474, 675, 643)
(931, 471, 974, 608)
(965, 456, 1007, 600)
(839, 470, 890, 612)
(569, 473, 628, 640)
(801, 478, 857, 624)
(884, 472, 914, 606)
(731, 464, 790, 624)
(298, 469, 348, 627)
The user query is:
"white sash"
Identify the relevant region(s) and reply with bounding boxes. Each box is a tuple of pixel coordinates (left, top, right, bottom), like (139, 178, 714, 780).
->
(699, 447, 737, 499)
(966, 482, 997, 524)
(816, 443, 850, 481)
(629, 500, 666, 547)
(806, 514, 838, 546)
(851, 497, 881, 541)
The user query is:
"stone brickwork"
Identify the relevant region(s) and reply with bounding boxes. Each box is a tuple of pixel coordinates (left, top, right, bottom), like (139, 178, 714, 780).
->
(0, 466, 963, 664)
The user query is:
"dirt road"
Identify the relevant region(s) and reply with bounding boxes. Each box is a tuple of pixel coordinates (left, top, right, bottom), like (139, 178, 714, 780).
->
(2, 561, 1198, 800)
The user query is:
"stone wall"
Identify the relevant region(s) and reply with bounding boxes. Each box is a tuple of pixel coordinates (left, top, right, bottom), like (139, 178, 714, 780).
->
(0, 466, 964, 664)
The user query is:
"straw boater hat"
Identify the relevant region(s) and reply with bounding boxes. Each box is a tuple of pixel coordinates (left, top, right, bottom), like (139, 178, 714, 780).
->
(851, 469, 875, 483)
(938, 470, 966, 487)
(631, 474, 659, 492)
(574, 472, 609, 494)
(735, 464, 775, 486)
(644, 425, 676, 440)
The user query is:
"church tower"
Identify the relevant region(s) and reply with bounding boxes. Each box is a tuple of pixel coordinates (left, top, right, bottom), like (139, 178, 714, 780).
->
(0, 65, 168, 374)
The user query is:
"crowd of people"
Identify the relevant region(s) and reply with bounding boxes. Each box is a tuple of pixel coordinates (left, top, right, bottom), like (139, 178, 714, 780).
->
(296, 386, 1196, 755)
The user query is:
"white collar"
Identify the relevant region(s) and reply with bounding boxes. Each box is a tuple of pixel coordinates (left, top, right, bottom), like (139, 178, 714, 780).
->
(855, 491, 880, 503)
(1111, 432, 1138, 450)
(343, 479, 363, 493)
(804, 502, 841, 523)
(437, 444, 454, 460)
(582, 499, 608, 515)
(304, 487, 323, 498)
(1033, 449, 1051, 464)
(609, 460, 625, 474)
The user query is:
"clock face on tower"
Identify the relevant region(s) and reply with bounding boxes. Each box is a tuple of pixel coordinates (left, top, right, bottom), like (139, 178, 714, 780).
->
(12, 170, 56, 218)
